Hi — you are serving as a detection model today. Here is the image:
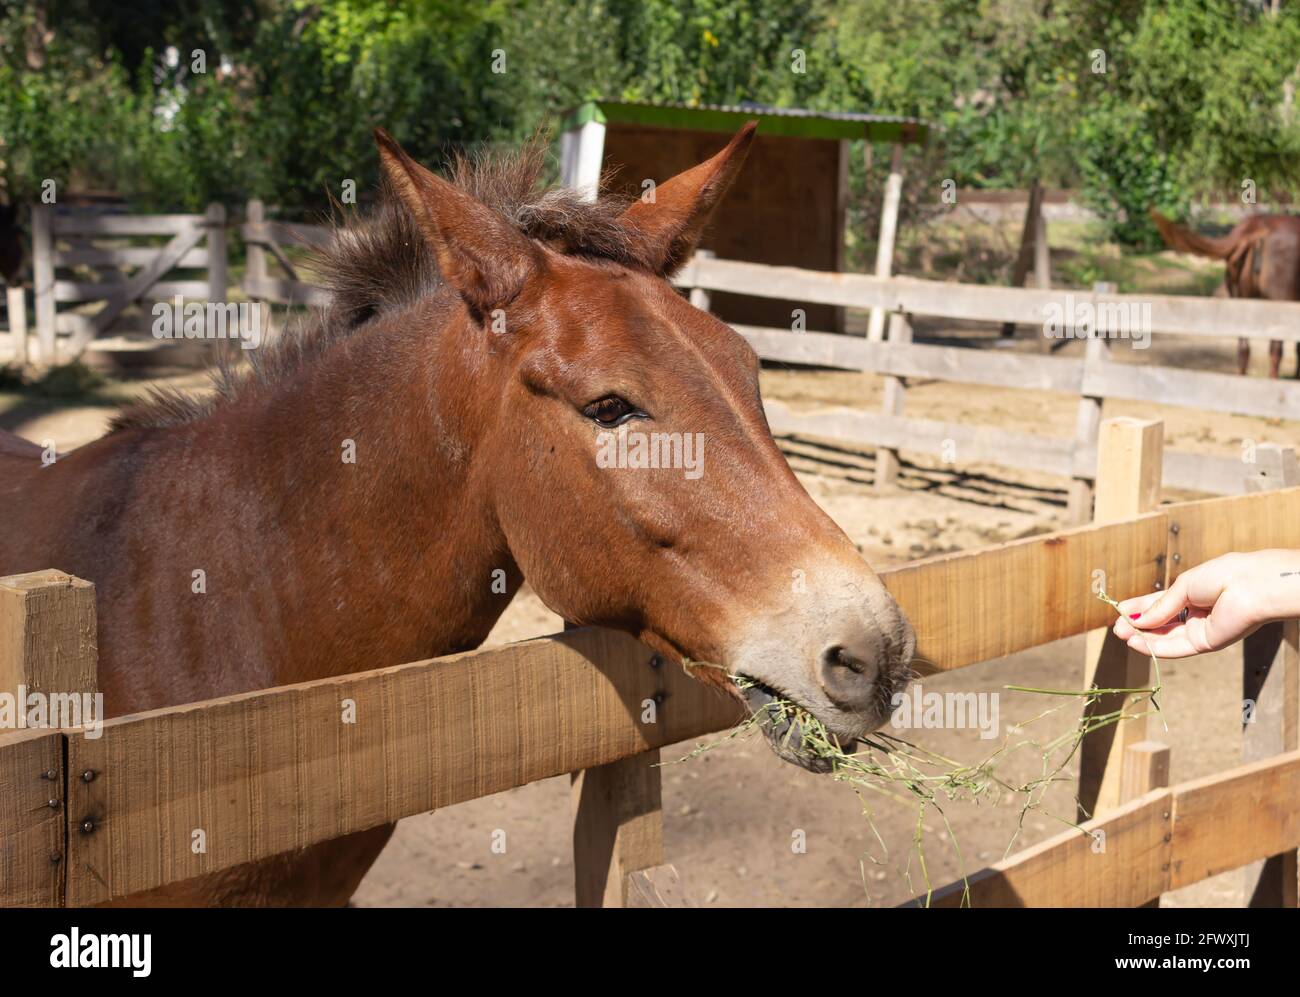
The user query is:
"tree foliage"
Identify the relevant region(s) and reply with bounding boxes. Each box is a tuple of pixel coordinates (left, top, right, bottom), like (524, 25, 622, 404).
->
(1, 0, 1299, 244)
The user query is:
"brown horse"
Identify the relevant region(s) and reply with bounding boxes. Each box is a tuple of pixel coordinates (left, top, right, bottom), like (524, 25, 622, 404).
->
(1150, 209, 1300, 378)
(0, 125, 915, 906)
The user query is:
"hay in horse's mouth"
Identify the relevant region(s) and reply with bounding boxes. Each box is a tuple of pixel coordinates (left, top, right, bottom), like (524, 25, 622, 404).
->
(737, 676, 849, 774)
(670, 589, 1170, 905)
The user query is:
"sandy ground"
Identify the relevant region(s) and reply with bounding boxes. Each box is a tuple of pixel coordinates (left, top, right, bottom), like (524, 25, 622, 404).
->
(2, 320, 1294, 908)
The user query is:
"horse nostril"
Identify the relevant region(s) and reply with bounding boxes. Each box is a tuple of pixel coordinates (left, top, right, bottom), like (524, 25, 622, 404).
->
(816, 641, 880, 712)
(823, 644, 866, 675)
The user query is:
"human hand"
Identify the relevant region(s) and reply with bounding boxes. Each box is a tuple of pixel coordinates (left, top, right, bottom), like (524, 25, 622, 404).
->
(1111, 549, 1300, 658)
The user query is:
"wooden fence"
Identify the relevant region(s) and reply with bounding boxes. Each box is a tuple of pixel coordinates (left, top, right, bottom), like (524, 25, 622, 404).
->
(13, 199, 1300, 506)
(228, 211, 1300, 514)
(672, 255, 1300, 516)
(240, 199, 332, 310)
(26, 203, 228, 366)
(2, 418, 1297, 907)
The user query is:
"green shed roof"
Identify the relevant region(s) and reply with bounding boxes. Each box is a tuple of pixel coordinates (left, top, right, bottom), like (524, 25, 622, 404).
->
(563, 99, 930, 144)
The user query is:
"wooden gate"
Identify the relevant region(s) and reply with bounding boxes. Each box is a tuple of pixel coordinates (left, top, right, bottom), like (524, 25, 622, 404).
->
(29, 202, 227, 366)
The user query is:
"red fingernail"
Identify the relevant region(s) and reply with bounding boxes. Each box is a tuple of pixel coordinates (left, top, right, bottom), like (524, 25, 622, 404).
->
(1129, 613, 1141, 620)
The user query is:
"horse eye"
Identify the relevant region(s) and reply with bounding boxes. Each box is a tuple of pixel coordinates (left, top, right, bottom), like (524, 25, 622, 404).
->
(582, 395, 638, 427)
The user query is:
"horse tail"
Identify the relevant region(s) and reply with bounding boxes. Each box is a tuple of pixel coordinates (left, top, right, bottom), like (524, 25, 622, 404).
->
(1148, 209, 1237, 259)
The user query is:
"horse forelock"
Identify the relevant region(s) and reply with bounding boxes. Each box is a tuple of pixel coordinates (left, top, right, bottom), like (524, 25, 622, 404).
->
(109, 136, 643, 433)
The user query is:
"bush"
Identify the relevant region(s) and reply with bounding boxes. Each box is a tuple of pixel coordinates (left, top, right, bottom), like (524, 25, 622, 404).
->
(1075, 97, 1188, 251)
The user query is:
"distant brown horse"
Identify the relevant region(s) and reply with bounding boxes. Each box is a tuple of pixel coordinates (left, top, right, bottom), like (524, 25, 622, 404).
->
(1151, 209, 1300, 377)
(0, 125, 914, 906)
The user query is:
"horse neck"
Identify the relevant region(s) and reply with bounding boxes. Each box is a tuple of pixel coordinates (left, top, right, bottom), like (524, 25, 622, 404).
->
(189, 296, 519, 685)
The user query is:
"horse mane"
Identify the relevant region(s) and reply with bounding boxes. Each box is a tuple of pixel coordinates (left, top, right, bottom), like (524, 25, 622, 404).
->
(110, 136, 642, 432)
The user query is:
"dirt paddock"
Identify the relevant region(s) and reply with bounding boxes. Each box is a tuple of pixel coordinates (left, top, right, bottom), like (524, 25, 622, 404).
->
(3, 321, 1294, 907)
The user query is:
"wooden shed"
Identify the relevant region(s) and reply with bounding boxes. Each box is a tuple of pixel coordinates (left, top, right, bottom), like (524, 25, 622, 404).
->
(559, 100, 930, 334)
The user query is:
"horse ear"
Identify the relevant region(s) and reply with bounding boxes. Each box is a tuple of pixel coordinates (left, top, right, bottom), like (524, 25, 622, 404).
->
(374, 128, 539, 318)
(619, 122, 757, 277)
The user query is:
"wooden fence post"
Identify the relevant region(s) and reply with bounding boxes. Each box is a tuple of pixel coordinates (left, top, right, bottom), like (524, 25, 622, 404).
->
(246, 199, 267, 293)
(205, 203, 228, 304)
(571, 750, 666, 907)
(6, 284, 27, 366)
(1078, 417, 1164, 820)
(1121, 741, 1171, 802)
(244, 199, 277, 343)
(0, 570, 98, 702)
(1122, 739, 1171, 907)
(866, 143, 904, 342)
(874, 311, 912, 491)
(31, 203, 56, 365)
(565, 617, 672, 908)
(1240, 443, 1300, 906)
(1066, 297, 1114, 524)
(0, 571, 98, 908)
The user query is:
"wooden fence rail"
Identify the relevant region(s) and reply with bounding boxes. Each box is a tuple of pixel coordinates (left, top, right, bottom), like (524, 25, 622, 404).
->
(925, 750, 1300, 907)
(674, 255, 1300, 342)
(672, 257, 1300, 512)
(4, 451, 1300, 906)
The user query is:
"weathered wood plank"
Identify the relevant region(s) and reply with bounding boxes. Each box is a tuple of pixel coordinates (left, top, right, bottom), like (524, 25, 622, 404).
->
(31, 203, 56, 364)
(744, 321, 1296, 426)
(0, 571, 98, 703)
(52, 213, 204, 236)
(205, 203, 228, 305)
(1159, 449, 1254, 497)
(1066, 340, 1105, 522)
(1079, 419, 1163, 819)
(54, 280, 210, 303)
(1165, 485, 1300, 580)
(1241, 621, 1299, 905)
(62, 628, 741, 906)
(874, 312, 911, 489)
(1169, 750, 1300, 891)
(878, 513, 1168, 673)
(0, 730, 67, 907)
(6, 285, 27, 366)
(765, 401, 1079, 478)
(769, 399, 1250, 497)
(1121, 741, 1171, 803)
(572, 749, 664, 907)
(0, 571, 98, 908)
(1085, 355, 1300, 423)
(737, 324, 1084, 391)
(925, 750, 1300, 907)
(736, 325, 871, 371)
(239, 220, 332, 251)
(1237, 445, 1300, 906)
(53, 248, 210, 268)
(924, 792, 1172, 907)
(680, 255, 1300, 341)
